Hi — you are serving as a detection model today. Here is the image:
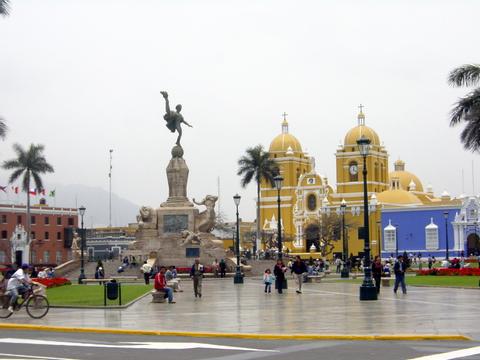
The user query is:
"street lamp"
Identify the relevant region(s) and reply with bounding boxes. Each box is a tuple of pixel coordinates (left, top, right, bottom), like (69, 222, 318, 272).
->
(340, 199, 349, 278)
(356, 136, 377, 301)
(443, 211, 449, 261)
(78, 205, 86, 284)
(274, 175, 284, 260)
(394, 224, 399, 258)
(233, 194, 244, 284)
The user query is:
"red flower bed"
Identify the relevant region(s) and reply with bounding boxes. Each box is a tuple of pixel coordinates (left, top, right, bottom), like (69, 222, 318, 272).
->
(175, 266, 214, 274)
(32, 277, 71, 288)
(417, 268, 480, 276)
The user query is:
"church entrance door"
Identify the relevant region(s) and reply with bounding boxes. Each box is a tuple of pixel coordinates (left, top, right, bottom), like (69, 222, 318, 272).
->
(305, 224, 320, 252)
(15, 250, 23, 267)
(467, 233, 480, 256)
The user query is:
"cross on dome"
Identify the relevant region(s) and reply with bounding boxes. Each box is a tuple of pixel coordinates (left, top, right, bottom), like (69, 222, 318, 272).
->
(282, 112, 289, 134)
(357, 104, 366, 126)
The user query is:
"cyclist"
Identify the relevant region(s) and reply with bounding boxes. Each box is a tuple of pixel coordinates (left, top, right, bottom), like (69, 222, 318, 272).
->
(5, 264, 32, 313)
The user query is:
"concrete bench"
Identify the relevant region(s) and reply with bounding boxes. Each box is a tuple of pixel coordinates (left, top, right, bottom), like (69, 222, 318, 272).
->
(151, 290, 167, 303)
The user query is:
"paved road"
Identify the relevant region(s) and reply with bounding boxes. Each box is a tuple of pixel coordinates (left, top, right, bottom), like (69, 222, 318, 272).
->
(0, 330, 479, 360)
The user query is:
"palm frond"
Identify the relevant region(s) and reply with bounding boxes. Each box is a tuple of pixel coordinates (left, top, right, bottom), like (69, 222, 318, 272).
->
(240, 170, 255, 188)
(32, 172, 43, 192)
(3, 159, 21, 170)
(0, 0, 10, 16)
(449, 88, 480, 125)
(0, 118, 7, 140)
(448, 64, 480, 87)
(8, 168, 24, 184)
(459, 117, 480, 152)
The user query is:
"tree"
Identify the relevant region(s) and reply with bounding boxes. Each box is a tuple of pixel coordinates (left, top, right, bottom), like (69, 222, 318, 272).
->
(0, 0, 10, 16)
(3, 144, 54, 254)
(448, 64, 480, 151)
(237, 145, 278, 253)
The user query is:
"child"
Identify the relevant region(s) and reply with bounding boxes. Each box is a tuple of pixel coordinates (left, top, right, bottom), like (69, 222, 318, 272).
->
(263, 269, 274, 293)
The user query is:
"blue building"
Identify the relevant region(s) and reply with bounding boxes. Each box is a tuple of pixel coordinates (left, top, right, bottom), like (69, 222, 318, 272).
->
(381, 205, 461, 259)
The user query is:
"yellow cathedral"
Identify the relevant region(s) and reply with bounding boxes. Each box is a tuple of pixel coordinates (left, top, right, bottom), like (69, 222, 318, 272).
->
(259, 107, 456, 259)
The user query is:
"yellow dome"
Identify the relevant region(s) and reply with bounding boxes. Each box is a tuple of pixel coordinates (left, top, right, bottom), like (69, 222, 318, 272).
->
(377, 189, 422, 205)
(344, 125, 380, 146)
(344, 109, 380, 147)
(389, 160, 424, 192)
(269, 133, 303, 153)
(269, 119, 303, 154)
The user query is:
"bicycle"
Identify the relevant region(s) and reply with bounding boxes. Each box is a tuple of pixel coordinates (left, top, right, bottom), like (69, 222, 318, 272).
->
(0, 286, 49, 319)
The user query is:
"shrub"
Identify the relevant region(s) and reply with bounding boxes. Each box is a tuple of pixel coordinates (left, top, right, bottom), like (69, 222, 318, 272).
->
(32, 277, 71, 288)
(416, 268, 480, 276)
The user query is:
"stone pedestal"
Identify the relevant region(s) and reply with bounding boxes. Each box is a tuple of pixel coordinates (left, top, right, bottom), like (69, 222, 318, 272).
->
(161, 145, 193, 208)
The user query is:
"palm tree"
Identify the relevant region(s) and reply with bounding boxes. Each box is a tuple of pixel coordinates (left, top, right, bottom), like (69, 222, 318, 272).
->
(237, 145, 278, 253)
(448, 64, 480, 151)
(0, 0, 10, 16)
(3, 144, 54, 254)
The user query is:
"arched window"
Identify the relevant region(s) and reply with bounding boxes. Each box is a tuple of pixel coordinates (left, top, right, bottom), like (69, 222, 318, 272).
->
(348, 161, 359, 182)
(380, 163, 385, 183)
(425, 218, 439, 250)
(384, 220, 396, 252)
(307, 194, 317, 211)
(296, 168, 300, 182)
(374, 162, 379, 181)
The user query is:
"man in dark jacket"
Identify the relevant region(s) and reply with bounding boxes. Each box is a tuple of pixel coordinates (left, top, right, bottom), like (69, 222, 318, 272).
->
(291, 256, 308, 294)
(393, 255, 407, 294)
(190, 259, 204, 298)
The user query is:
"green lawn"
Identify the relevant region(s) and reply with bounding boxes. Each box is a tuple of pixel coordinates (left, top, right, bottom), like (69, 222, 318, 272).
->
(334, 276, 480, 288)
(46, 284, 152, 306)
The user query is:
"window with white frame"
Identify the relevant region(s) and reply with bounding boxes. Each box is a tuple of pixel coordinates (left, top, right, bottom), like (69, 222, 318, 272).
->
(0, 250, 5, 263)
(425, 218, 439, 250)
(383, 220, 396, 252)
(56, 251, 62, 264)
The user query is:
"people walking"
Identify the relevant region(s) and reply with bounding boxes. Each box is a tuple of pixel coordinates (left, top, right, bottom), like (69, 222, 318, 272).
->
(372, 256, 382, 294)
(190, 259, 204, 298)
(219, 259, 227, 278)
(273, 259, 287, 294)
(141, 261, 152, 285)
(263, 269, 273, 293)
(291, 256, 307, 294)
(393, 255, 407, 294)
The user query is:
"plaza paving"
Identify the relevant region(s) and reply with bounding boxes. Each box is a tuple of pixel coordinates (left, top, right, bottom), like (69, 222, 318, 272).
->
(1, 278, 479, 339)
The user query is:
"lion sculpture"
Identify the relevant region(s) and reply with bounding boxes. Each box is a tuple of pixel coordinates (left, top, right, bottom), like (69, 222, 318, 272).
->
(136, 206, 157, 229)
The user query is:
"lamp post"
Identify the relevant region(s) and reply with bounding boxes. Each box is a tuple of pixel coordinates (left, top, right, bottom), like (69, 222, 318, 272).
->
(233, 194, 244, 284)
(78, 206, 86, 284)
(274, 175, 284, 260)
(357, 136, 377, 301)
(443, 211, 449, 261)
(394, 224, 399, 258)
(340, 199, 349, 278)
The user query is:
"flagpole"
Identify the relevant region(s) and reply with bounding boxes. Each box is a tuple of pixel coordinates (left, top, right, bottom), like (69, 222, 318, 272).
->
(109, 149, 113, 228)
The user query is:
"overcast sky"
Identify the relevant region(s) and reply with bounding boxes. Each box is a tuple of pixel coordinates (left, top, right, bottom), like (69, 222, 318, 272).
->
(0, 0, 478, 223)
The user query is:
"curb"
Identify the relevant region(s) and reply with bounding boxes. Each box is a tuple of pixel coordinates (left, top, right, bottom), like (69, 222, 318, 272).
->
(0, 324, 471, 341)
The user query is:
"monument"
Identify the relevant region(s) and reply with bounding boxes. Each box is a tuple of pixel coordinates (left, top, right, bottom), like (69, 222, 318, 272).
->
(131, 91, 227, 267)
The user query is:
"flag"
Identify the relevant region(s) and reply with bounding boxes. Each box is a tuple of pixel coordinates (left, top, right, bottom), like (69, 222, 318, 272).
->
(11, 186, 19, 194)
(49, 189, 56, 197)
(29, 189, 36, 196)
(38, 189, 46, 196)
(0, 186, 6, 193)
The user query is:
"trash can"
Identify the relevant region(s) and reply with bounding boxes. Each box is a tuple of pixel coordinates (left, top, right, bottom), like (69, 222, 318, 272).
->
(106, 280, 119, 300)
